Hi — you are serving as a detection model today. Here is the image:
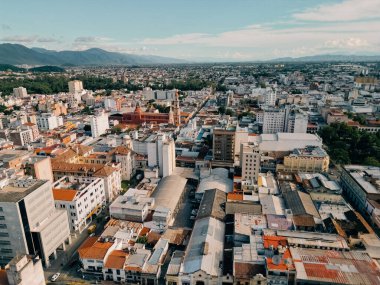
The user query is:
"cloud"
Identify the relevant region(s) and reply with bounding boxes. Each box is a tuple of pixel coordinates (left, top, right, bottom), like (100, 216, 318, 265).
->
(1, 35, 38, 43)
(74, 36, 112, 43)
(0, 35, 59, 43)
(293, 0, 380, 22)
(1, 24, 11, 31)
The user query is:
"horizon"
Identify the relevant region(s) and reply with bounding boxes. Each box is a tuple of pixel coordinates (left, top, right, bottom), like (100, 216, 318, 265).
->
(1, 0, 380, 61)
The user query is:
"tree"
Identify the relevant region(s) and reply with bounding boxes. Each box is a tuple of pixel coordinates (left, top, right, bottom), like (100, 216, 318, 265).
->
(225, 108, 234, 116)
(218, 106, 226, 114)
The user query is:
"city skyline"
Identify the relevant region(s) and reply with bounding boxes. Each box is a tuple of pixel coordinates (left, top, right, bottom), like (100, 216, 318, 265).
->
(1, 0, 380, 61)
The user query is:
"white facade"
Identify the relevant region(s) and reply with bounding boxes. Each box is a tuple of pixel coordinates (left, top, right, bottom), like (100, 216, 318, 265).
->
(13, 87, 28, 98)
(265, 90, 277, 106)
(5, 255, 45, 285)
(0, 178, 70, 268)
(68, 80, 83, 94)
(287, 112, 308, 133)
(36, 113, 64, 131)
(90, 111, 110, 138)
(262, 108, 286, 134)
(53, 176, 106, 232)
(146, 134, 176, 177)
(240, 142, 261, 182)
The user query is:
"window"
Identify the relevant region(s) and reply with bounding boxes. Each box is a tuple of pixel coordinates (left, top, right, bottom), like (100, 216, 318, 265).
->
(0, 240, 10, 245)
(0, 224, 6, 229)
(0, 216, 4, 220)
(0, 232, 9, 237)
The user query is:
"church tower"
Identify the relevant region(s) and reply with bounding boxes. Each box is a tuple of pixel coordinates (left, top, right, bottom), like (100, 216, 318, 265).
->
(173, 90, 181, 126)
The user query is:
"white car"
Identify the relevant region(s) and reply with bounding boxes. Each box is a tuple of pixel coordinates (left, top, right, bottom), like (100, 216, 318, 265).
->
(51, 272, 61, 282)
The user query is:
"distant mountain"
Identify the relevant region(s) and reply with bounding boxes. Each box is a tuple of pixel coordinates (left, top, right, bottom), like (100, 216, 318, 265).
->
(0, 43, 185, 66)
(0, 63, 25, 72)
(270, 54, 380, 62)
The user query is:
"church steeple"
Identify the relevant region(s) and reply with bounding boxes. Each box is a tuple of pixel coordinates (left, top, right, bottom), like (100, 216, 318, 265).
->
(173, 90, 181, 126)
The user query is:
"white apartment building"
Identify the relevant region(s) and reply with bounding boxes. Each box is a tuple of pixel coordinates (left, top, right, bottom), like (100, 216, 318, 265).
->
(68, 80, 83, 94)
(90, 111, 110, 138)
(36, 113, 64, 131)
(52, 176, 106, 232)
(285, 111, 308, 133)
(13, 87, 28, 98)
(265, 89, 277, 106)
(0, 178, 70, 267)
(262, 108, 286, 134)
(240, 142, 261, 182)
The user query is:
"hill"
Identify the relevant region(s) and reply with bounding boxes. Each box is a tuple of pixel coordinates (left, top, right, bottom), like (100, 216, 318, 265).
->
(270, 54, 380, 62)
(28, 65, 65, 72)
(0, 43, 185, 66)
(0, 64, 25, 72)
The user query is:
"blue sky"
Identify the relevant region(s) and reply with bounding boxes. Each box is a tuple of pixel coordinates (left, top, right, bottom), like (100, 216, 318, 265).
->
(1, 0, 379, 60)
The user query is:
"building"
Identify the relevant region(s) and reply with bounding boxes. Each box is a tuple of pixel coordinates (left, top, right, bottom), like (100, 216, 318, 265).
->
(291, 247, 380, 284)
(261, 108, 286, 134)
(110, 105, 171, 126)
(13, 87, 27, 98)
(36, 113, 63, 131)
(341, 165, 380, 217)
(286, 111, 308, 133)
(276, 146, 330, 173)
(8, 129, 33, 146)
(213, 126, 236, 167)
(68, 80, 83, 94)
(178, 216, 225, 285)
(240, 142, 261, 182)
(0, 178, 70, 267)
(52, 176, 106, 232)
(23, 156, 54, 182)
(151, 175, 187, 227)
(264, 89, 276, 106)
(90, 110, 110, 138)
(4, 255, 45, 285)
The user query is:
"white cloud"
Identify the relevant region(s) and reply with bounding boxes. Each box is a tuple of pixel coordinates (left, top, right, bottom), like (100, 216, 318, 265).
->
(293, 0, 380, 22)
(74, 36, 112, 43)
(1, 35, 59, 43)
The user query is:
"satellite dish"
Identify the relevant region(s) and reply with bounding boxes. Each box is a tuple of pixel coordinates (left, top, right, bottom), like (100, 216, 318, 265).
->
(272, 255, 281, 265)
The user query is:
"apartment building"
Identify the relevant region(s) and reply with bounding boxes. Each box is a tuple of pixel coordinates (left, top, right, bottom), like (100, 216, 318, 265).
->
(52, 176, 106, 232)
(36, 113, 64, 131)
(240, 142, 261, 182)
(0, 178, 70, 267)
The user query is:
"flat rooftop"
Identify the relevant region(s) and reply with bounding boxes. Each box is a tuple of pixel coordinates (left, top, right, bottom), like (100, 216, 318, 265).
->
(0, 179, 47, 203)
(344, 165, 380, 194)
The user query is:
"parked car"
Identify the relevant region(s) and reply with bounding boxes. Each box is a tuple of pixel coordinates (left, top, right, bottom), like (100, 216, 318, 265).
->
(51, 272, 60, 282)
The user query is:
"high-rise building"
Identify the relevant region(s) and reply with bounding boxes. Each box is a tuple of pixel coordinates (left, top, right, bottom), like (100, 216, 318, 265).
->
(13, 87, 28, 98)
(90, 110, 109, 138)
(147, 133, 176, 177)
(68, 80, 83, 94)
(0, 178, 70, 267)
(262, 108, 286, 134)
(240, 142, 261, 181)
(213, 126, 236, 167)
(264, 89, 277, 106)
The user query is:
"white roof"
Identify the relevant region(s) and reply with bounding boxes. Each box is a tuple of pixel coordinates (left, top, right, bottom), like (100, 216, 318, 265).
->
(181, 217, 224, 276)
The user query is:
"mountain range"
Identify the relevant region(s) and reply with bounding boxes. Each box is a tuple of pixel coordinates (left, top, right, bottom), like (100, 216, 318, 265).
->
(0, 43, 185, 66)
(1, 43, 380, 66)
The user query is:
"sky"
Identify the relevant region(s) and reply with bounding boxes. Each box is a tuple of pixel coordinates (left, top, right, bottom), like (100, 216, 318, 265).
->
(0, 0, 380, 61)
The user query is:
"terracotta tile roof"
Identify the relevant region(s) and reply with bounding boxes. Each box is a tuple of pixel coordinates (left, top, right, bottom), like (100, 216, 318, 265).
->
(78, 237, 113, 260)
(52, 189, 77, 201)
(227, 192, 243, 201)
(124, 266, 142, 272)
(139, 227, 150, 237)
(104, 250, 128, 269)
(110, 145, 131, 156)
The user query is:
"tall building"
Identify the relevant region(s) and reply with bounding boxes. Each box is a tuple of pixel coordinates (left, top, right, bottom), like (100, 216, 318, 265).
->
(146, 134, 176, 177)
(90, 110, 110, 138)
(68, 80, 83, 94)
(261, 108, 286, 134)
(4, 255, 45, 285)
(36, 113, 64, 131)
(285, 110, 308, 133)
(173, 91, 181, 126)
(264, 89, 277, 106)
(240, 142, 261, 181)
(213, 126, 236, 167)
(13, 87, 28, 98)
(0, 178, 71, 267)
